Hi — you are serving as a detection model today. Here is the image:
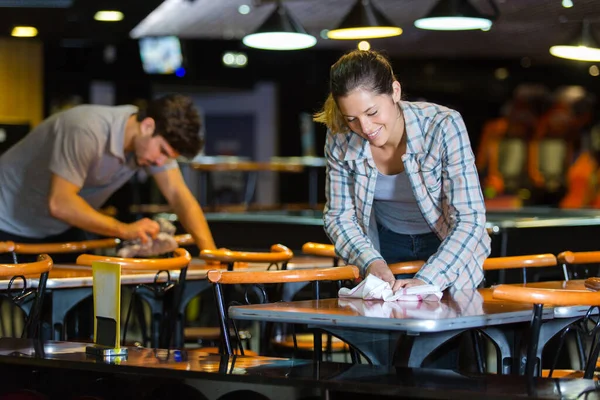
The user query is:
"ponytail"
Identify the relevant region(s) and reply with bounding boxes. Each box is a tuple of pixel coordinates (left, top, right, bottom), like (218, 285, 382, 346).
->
(313, 94, 349, 134)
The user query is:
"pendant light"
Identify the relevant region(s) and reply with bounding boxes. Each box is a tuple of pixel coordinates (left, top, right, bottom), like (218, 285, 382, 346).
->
(327, 0, 402, 40)
(550, 20, 600, 62)
(414, 0, 498, 31)
(242, 3, 317, 51)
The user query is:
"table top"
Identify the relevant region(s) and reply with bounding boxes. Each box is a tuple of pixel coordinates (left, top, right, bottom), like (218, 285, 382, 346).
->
(0, 337, 595, 399)
(228, 289, 554, 334)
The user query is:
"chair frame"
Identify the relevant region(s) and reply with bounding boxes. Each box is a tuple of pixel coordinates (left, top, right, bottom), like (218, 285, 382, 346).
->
(0, 253, 53, 339)
(493, 284, 600, 379)
(76, 248, 192, 348)
(207, 265, 359, 361)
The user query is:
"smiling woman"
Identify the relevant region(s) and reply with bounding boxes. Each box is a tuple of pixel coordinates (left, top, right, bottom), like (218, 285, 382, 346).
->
(314, 49, 491, 292)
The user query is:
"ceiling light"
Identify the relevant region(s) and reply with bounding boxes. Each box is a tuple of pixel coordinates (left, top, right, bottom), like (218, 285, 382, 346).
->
(327, 0, 402, 40)
(242, 4, 316, 50)
(550, 20, 600, 62)
(590, 65, 600, 76)
(357, 40, 371, 51)
(11, 26, 38, 37)
(562, 0, 574, 8)
(238, 4, 251, 15)
(414, 0, 498, 31)
(94, 10, 124, 22)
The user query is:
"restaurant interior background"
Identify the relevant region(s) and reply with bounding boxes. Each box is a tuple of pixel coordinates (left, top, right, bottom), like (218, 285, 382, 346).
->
(1, 0, 600, 213)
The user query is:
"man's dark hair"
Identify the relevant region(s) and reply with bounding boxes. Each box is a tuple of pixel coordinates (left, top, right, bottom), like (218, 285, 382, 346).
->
(137, 94, 203, 158)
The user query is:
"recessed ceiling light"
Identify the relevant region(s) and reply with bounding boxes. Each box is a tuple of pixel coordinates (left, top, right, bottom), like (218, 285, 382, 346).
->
(94, 10, 124, 22)
(11, 26, 38, 37)
(238, 5, 251, 15)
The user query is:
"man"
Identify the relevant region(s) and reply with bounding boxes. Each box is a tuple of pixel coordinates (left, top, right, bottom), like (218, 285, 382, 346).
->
(0, 94, 216, 258)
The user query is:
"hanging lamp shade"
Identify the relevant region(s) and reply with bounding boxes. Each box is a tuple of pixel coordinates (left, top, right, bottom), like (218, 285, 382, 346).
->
(550, 20, 600, 62)
(327, 0, 402, 40)
(414, 0, 498, 31)
(242, 4, 317, 50)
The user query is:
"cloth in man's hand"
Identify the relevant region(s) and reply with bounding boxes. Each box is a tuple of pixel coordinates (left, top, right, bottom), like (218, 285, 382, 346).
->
(117, 218, 178, 258)
(338, 274, 443, 302)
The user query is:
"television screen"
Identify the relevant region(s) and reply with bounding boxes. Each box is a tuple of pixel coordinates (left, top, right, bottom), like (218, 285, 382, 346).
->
(139, 36, 183, 75)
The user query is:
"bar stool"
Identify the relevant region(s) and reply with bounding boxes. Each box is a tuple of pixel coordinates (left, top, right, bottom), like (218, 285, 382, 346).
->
(207, 265, 360, 361)
(77, 248, 192, 349)
(0, 242, 53, 339)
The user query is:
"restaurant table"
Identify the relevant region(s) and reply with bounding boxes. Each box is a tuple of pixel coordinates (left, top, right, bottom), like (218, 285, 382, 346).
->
(0, 337, 597, 400)
(229, 280, 596, 373)
(229, 288, 556, 372)
(0, 256, 333, 346)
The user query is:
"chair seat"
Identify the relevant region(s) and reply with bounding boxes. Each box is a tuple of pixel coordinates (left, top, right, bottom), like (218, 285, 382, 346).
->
(188, 347, 258, 356)
(271, 333, 349, 352)
(184, 327, 251, 341)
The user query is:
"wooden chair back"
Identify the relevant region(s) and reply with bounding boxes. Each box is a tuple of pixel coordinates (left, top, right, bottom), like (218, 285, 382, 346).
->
(76, 248, 191, 270)
(0, 241, 15, 253)
(13, 238, 120, 254)
(558, 251, 600, 281)
(208, 265, 359, 285)
(0, 254, 53, 339)
(200, 244, 293, 264)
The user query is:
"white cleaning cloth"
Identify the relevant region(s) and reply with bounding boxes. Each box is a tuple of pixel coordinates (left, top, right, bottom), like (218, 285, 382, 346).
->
(338, 274, 443, 302)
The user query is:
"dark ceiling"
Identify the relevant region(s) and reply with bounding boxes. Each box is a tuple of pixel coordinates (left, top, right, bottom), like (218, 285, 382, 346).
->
(0, 0, 163, 44)
(131, 0, 600, 61)
(1, 0, 600, 61)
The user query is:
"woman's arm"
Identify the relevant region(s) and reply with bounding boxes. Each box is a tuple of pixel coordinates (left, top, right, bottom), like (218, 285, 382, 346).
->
(413, 111, 491, 290)
(323, 132, 385, 276)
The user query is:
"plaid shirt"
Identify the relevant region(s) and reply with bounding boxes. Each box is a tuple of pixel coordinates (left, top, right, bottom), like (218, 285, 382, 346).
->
(324, 101, 491, 290)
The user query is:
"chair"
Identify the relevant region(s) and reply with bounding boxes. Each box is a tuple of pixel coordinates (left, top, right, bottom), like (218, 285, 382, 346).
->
(492, 283, 600, 379)
(558, 250, 600, 281)
(11, 238, 122, 341)
(186, 245, 293, 352)
(0, 242, 53, 339)
(302, 242, 339, 266)
(76, 248, 192, 349)
(207, 264, 360, 361)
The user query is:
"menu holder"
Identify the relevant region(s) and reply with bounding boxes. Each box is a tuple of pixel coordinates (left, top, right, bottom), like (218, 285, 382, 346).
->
(86, 261, 128, 358)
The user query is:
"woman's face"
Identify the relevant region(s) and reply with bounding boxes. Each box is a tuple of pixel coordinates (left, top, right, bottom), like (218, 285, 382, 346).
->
(336, 81, 401, 147)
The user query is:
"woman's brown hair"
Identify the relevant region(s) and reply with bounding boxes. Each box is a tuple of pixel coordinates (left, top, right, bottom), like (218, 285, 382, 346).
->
(314, 50, 396, 133)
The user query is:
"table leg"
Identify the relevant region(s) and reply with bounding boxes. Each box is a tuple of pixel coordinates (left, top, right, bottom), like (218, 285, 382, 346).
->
(311, 326, 402, 365)
(394, 330, 465, 368)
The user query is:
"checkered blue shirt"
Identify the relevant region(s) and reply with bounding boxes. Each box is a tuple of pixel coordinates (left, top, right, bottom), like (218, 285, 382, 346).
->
(324, 101, 491, 290)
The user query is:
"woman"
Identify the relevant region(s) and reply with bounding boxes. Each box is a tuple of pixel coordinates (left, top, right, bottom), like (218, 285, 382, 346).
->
(314, 50, 490, 291)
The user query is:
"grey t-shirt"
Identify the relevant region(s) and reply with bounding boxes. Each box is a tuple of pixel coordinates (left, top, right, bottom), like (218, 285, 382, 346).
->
(0, 104, 177, 238)
(373, 170, 432, 235)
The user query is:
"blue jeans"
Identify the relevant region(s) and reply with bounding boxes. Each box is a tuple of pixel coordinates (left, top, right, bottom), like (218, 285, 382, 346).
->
(377, 223, 441, 278)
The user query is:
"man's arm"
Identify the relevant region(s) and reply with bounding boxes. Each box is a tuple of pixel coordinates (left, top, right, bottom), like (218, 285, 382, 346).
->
(48, 174, 159, 242)
(153, 167, 217, 251)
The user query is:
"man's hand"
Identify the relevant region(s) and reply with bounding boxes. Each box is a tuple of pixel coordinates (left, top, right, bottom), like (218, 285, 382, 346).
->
(120, 218, 160, 243)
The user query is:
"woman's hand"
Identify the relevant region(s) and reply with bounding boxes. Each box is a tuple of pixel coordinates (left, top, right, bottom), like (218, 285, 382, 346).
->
(366, 259, 395, 285)
(393, 278, 427, 290)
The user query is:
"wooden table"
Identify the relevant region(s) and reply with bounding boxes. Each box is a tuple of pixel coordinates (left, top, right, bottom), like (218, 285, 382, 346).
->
(1, 337, 597, 400)
(229, 280, 595, 372)
(0, 256, 334, 346)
